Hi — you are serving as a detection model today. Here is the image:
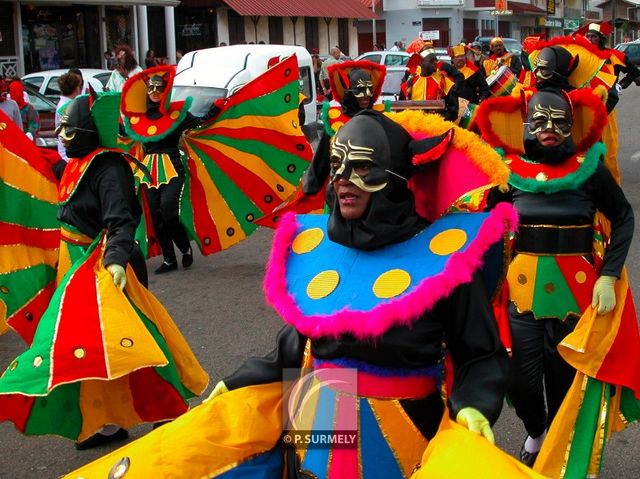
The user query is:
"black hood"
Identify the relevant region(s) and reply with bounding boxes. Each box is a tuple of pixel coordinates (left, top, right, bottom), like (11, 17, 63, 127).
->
(341, 69, 374, 117)
(534, 46, 578, 91)
(59, 95, 100, 158)
(327, 110, 424, 250)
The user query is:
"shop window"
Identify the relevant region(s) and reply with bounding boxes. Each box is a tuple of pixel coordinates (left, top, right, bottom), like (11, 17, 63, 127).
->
(228, 9, 245, 45)
(269, 17, 283, 45)
(338, 18, 349, 56)
(305, 17, 319, 52)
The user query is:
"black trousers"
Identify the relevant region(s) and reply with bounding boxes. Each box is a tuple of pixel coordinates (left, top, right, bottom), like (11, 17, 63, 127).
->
(507, 303, 579, 438)
(145, 177, 191, 263)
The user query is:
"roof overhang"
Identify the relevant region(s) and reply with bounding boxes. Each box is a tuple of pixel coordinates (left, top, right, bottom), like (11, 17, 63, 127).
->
(222, 0, 379, 19)
(20, 0, 180, 6)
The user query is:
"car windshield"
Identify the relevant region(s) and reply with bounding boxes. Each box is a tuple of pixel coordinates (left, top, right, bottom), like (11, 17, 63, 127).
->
(382, 69, 405, 96)
(503, 40, 522, 55)
(172, 86, 228, 116)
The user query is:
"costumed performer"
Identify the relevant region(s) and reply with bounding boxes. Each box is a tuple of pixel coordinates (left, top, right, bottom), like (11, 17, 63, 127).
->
(477, 88, 635, 468)
(64, 108, 520, 478)
(483, 37, 523, 78)
(0, 91, 208, 449)
(120, 65, 218, 274)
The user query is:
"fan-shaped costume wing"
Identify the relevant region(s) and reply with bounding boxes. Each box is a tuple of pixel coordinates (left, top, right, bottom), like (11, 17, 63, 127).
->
(0, 111, 60, 342)
(180, 54, 313, 255)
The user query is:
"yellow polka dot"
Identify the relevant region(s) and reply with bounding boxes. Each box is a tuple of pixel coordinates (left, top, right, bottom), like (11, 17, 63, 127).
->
(373, 269, 411, 299)
(536, 172, 548, 182)
(328, 109, 341, 119)
(576, 155, 585, 164)
(307, 270, 339, 299)
(429, 229, 467, 256)
(74, 348, 86, 359)
(33, 356, 43, 368)
(0, 122, 7, 130)
(147, 125, 158, 135)
(575, 271, 587, 284)
(292, 228, 324, 254)
(130, 116, 140, 125)
(66, 182, 75, 194)
(517, 274, 527, 285)
(78, 161, 89, 173)
(120, 338, 134, 348)
(332, 121, 345, 132)
(170, 110, 180, 120)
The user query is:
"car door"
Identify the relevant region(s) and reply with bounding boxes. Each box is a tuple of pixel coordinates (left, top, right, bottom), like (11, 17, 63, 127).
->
(384, 54, 408, 66)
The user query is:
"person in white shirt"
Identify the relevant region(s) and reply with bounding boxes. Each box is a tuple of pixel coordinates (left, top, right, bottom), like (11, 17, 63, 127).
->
(55, 72, 83, 161)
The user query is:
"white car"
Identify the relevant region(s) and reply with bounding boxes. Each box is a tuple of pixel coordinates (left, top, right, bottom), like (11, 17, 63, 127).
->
(22, 68, 112, 103)
(355, 51, 410, 67)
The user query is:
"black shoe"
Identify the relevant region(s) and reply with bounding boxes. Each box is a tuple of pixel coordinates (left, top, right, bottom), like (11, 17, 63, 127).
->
(519, 439, 539, 468)
(155, 261, 177, 274)
(182, 247, 193, 268)
(75, 428, 128, 450)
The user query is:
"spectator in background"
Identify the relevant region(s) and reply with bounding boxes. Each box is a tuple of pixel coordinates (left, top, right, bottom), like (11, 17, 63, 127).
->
(176, 50, 184, 63)
(8, 80, 39, 141)
(0, 79, 23, 131)
(145, 49, 159, 68)
(311, 48, 322, 93)
(68, 67, 89, 95)
(56, 71, 83, 162)
(389, 41, 401, 51)
(105, 44, 143, 92)
(319, 47, 341, 98)
(104, 50, 116, 70)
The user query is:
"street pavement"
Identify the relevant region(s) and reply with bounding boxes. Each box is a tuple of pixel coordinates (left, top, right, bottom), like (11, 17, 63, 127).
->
(2, 88, 640, 478)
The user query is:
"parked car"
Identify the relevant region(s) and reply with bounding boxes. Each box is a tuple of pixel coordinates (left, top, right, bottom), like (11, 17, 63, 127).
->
(473, 36, 523, 56)
(355, 51, 410, 66)
(22, 68, 111, 103)
(615, 40, 640, 66)
(379, 66, 407, 102)
(22, 83, 58, 149)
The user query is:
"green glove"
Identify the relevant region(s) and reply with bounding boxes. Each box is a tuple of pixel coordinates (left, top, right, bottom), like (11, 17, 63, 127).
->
(456, 407, 494, 444)
(106, 264, 127, 291)
(204, 380, 228, 402)
(591, 275, 617, 315)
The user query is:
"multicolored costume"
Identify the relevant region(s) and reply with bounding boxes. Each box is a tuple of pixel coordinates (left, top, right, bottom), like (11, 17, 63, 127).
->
(477, 87, 638, 476)
(0, 91, 208, 442)
(64, 110, 531, 478)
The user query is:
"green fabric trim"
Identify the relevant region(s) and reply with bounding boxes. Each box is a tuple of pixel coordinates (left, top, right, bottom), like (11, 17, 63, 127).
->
(123, 96, 193, 144)
(0, 264, 56, 319)
(216, 83, 297, 121)
(321, 101, 336, 137)
(508, 142, 605, 194)
(620, 387, 640, 423)
(91, 92, 122, 148)
(531, 257, 580, 318)
(564, 377, 604, 479)
(25, 382, 83, 440)
(0, 179, 59, 229)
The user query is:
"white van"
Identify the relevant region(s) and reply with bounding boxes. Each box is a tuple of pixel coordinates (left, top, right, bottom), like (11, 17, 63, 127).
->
(173, 44, 318, 138)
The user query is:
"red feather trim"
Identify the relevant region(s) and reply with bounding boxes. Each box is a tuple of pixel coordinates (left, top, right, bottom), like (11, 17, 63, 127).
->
(475, 95, 523, 153)
(121, 64, 176, 116)
(567, 87, 608, 151)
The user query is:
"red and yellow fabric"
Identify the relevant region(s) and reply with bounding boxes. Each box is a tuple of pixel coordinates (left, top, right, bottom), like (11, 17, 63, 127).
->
(179, 55, 312, 256)
(534, 271, 640, 477)
(133, 153, 179, 188)
(0, 110, 59, 343)
(457, 61, 479, 81)
(412, 413, 545, 479)
(407, 72, 454, 101)
(64, 382, 284, 478)
(483, 54, 516, 76)
(121, 64, 192, 143)
(0, 234, 208, 441)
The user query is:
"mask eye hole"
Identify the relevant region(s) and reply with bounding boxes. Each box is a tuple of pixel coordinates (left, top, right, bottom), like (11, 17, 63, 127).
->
(147, 85, 165, 94)
(352, 162, 372, 177)
(57, 125, 76, 141)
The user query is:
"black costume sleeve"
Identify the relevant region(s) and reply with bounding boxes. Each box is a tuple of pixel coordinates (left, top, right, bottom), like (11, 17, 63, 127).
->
(471, 70, 491, 102)
(302, 129, 331, 195)
(223, 325, 307, 390)
(509, 54, 523, 78)
(616, 55, 640, 89)
(440, 62, 464, 94)
(442, 273, 510, 424)
(92, 154, 140, 268)
(589, 162, 634, 278)
(443, 87, 459, 122)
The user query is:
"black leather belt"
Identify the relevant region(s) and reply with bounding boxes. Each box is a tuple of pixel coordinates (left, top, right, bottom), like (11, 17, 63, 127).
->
(515, 224, 593, 255)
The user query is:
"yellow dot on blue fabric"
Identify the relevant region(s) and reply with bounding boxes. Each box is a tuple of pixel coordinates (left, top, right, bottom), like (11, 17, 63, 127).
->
(429, 229, 467, 256)
(373, 269, 411, 299)
(307, 270, 340, 300)
(292, 228, 324, 254)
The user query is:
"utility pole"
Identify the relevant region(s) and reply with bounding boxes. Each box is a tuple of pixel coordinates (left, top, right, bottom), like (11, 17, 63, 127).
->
(372, 1, 377, 49)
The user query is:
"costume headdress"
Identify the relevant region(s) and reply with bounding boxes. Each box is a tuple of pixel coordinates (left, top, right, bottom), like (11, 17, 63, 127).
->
(448, 44, 467, 58)
(327, 60, 386, 105)
(121, 64, 192, 143)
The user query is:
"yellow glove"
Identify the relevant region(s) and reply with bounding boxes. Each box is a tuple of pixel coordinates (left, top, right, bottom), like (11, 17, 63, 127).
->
(204, 380, 228, 403)
(106, 264, 126, 291)
(456, 407, 494, 444)
(591, 275, 617, 315)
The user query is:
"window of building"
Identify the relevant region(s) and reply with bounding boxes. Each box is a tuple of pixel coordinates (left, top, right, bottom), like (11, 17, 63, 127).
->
(305, 17, 319, 52)
(269, 17, 283, 45)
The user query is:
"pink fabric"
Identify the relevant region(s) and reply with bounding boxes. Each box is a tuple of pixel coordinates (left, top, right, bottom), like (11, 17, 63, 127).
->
(263, 203, 519, 339)
(328, 393, 359, 479)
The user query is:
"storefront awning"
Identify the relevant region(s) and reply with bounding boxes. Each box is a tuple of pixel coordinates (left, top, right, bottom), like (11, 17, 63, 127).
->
(222, 0, 379, 19)
(21, 0, 181, 6)
(473, 0, 546, 15)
